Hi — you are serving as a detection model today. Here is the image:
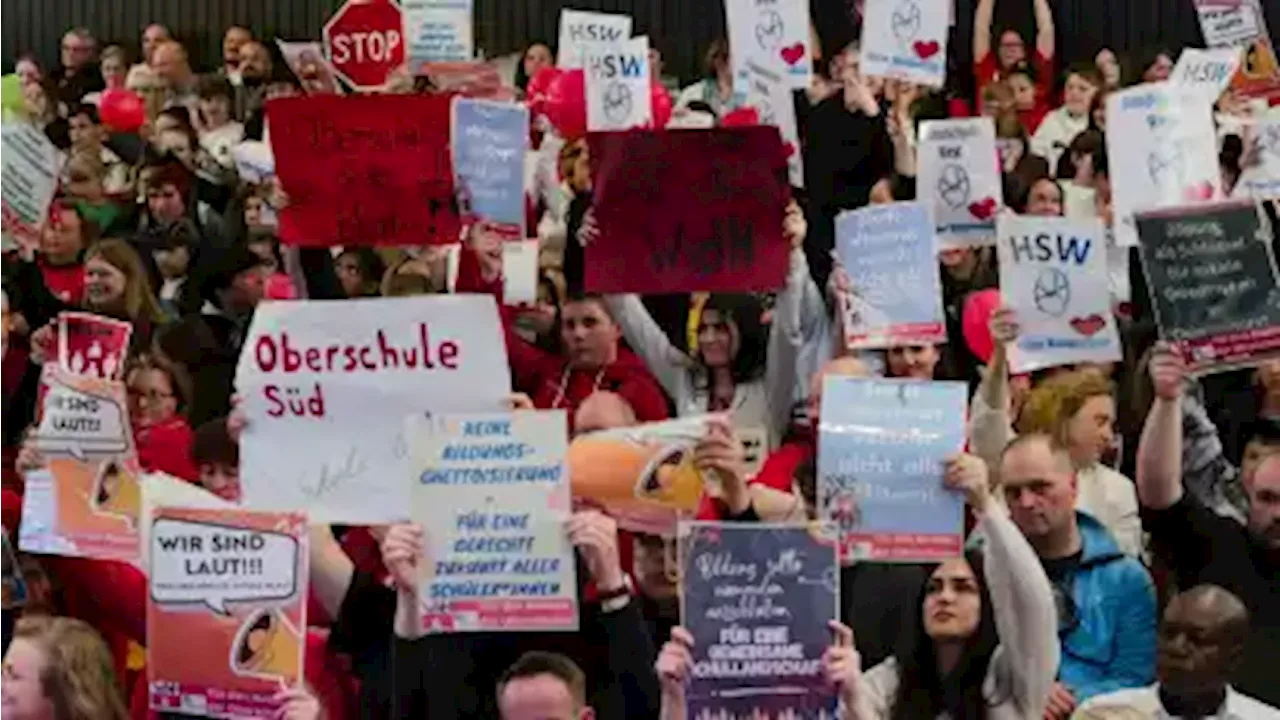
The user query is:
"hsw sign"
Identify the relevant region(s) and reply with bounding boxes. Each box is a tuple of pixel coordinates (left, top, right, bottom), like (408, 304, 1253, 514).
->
(323, 0, 405, 91)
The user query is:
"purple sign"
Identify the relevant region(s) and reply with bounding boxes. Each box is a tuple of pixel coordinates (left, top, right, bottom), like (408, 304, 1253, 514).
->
(679, 522, 840, 720)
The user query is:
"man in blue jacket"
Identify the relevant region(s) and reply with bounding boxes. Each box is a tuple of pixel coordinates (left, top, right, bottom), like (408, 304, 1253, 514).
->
(1000, 434, 1156, 720)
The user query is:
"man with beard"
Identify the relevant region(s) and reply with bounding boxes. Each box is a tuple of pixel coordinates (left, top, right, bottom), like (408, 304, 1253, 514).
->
(1074, 585, 1278, 717)
(231, 41, 273, 123)
(1138, 345, 1280, 706)
(220, 26, 253, 83)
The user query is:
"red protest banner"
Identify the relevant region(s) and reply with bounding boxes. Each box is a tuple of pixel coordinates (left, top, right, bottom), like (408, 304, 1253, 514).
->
(269, 94, 461, 247)
(585, 127, 789, 294)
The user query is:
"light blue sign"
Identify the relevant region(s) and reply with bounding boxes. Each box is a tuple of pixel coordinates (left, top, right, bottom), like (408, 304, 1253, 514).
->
(450, 97, 528, 231)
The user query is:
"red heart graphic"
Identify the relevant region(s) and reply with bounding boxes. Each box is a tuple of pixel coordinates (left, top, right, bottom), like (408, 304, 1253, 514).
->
(783, 141, 796, 158)
(780, 43, 806, 66)
(1070, 314, 1106, 337)
(913, 40, 941, 59)
(1183, 181, 1214, 201)
(967, 197, 997, 220)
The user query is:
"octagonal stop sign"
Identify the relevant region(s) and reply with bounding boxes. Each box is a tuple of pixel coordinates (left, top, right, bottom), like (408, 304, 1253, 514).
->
(323, 0, 405, 91)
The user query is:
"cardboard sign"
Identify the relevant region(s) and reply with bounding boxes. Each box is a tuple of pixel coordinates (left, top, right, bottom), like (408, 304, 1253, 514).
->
(996, 215, 1122, 373)
(274, 40, 343, 95)
(235, 296, 510, 525)
(1171, 47, 1243, 104)
(1136, 201, 1280, 374)
(57, 312, 131, 380)
(403, 0, 474, 65)
(817, 377, 968, 562)
(1106, 83, 1223, 247)
(918, 117, 1003, 247)
(148, 507, 307, 719)
(269, 94, 461, 247)
(1195, 0, 1280, 100)
(1, 122, 64, 251)
(450, 97, 528, 234)
(409, 411, 578, 632)
(860, 0, 950, 87)
(836, 202, 945, 350)
(725, 0, 812, 92)
(680, 522, 839, 718)
(585, 127, 789, 294)
(585, 36, 653, 131)
(557, 9, 633, 69)
(743, 61, 805, 189)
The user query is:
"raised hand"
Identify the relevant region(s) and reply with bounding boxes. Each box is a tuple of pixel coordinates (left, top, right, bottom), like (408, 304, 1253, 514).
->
(1148, 342, 1187, 401)
(694, 416, 750, 516)
(656, 626, 695, 698)
(380, 522, 426, 593)
(821, 621, 861, 710)
(272, 685, 321, 720)
(567, 509, 625, 592)
(943, 453, 991, 513)
(989, 307, 1020, 347)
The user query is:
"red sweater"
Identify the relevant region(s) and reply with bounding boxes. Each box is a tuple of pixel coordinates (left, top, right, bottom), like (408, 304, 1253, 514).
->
(133, 416, 199, 482)
(36, 257, 85, 305)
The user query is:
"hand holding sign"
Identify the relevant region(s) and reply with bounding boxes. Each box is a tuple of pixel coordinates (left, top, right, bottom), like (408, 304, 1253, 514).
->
(821, 621, 862, 709)
(943, 452, 991, 513)
(1149, 342, 1189, 401)
(655, 626, 695, 700)
(566, 509, 623, 591)
(380, 522, 426, 593)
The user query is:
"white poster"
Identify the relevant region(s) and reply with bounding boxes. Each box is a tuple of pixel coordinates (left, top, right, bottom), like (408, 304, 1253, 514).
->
(585, 36, 652, 131)
(403, 0, 475, 66)
(996, 215, 1122, 373)
(274, 40, 344, 95)
(859, 0, 950, 88)
(410, 411, 578, 633)
(1106, 83, 1223, 247)
(1, 122, 64, 251)
(1170, 47, 1241, 104)
(1196, 0, 1264, 47)
(918, 117, 1003, 247)
(235, 296, 511, 524)
(725, 0, 812, 92)
(1235, 110, 1280, 198)
(743, 61, 804, 188)
(556, 9, 633, 69)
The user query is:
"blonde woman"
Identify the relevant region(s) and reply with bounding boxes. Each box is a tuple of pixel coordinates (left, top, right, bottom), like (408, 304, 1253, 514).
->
(1, 616, 128, 720)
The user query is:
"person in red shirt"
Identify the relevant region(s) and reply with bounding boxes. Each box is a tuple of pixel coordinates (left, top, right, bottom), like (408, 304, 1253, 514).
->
(125, 354, 198, 482)
(972, 0, 1056, 107)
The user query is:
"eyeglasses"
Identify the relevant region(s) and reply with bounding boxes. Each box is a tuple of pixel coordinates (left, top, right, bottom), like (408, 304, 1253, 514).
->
(130, 388, 174, 403)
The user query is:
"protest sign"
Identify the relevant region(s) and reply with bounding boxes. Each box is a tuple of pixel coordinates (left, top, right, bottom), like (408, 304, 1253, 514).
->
(421, 61, 514, 100)
(1194, 0, 1280, 100)
(235, 296, 510, 525)
(140, 472, 235, 567)
(149, 507, 307, 718)
(586, 127, 789, 294)
(274, 40, 343, 95)
(403, 0, 474, 65)
(450, 97, 528, 234)
(743, 61, 805, 188)
(19, 456, 142, 564)
(1235, 111, 1280, 199)
(409, 411, 578, 632)
(1171, 47, 1243, 104)
(229, 141, 275, 184)
(57, 311, 132, 380)
(680, 522, 839, 718)
(835, 202, 945, 349)
(1106, 83, 1223, 247)
(1136, 201, 1280, 374)
(860, 0, 950, 87)
(268, 94, 460, 247)
(725, 0, 812, 92)
(557, 9, 632, 69)
(918, 117, 1003, 247)
(1, 122, 64, 251)
(817, 377, 968, 562)
(31, 365, 132, 460)
(585, 36, 652, 131)
(997, 215, 1121, 373)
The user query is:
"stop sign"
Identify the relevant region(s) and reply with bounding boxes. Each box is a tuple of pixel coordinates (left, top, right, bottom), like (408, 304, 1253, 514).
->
(323, 0, 405, 91)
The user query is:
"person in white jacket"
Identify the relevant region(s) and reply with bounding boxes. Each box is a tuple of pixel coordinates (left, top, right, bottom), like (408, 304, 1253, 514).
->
(1031, 65, 1103, 172)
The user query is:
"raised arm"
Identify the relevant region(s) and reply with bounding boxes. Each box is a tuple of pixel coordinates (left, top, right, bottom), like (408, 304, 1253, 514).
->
(604, 294, 689, 399)
(1033, 0, 1056, 60)
(308, 524, 355, 621)
(1136, 344, 1185, 510)
(764, 208, 813, 444)
(973, 0, 997, 62)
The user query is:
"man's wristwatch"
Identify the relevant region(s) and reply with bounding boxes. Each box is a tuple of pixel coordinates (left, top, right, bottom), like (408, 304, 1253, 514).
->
(597, 574, 634, 614)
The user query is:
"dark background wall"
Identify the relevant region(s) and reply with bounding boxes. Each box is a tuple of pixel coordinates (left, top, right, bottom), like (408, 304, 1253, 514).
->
(3, 0, 1276, 87)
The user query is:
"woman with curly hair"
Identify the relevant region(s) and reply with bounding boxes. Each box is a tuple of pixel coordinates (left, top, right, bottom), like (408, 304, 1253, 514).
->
(1, 616, 128, 720)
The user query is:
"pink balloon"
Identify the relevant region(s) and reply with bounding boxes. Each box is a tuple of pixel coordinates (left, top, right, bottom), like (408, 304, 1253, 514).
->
(545, 69, 586, 139)
(962, 288, 1001, 365)
(525, 66, 560, 118)
(98, 89, 146, 132)
(650, 80, 673, 129)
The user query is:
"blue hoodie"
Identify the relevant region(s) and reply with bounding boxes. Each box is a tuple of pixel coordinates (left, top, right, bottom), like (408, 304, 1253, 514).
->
(1057, 512, 1157, 701)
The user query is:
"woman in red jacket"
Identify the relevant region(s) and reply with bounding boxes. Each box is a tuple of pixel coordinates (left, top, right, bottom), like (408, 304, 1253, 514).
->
(125, 354, 198, 482)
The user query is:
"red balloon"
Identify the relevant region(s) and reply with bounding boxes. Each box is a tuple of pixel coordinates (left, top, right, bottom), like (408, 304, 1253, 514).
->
(98, 89, 146, 132)
(525, 66, 560, 118)
(545, 69, 586, 139)
(720, 107, 760, 127)
(650, 81, 673, 129)
(962, 288, 1002, 365)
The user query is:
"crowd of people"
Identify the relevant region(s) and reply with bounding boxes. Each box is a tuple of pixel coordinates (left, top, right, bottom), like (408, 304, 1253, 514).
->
(2, 2, 1280, 719)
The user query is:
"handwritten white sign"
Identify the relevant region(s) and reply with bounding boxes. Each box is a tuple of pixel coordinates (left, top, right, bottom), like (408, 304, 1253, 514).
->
(744, 61, 804, 188)
(556, 9, 632, 69)
(1, 122, 64, 250)
(860, 0, 950, 87)
(1171, 47, 1241, 104)
(585, 36, 652, 131)
(235, 296, 511, 524)
(1235, 111, 1280, 198)
(918, 117, 1003, 247)
(403, 0, 474, 65)
(725, 0, 812, 92)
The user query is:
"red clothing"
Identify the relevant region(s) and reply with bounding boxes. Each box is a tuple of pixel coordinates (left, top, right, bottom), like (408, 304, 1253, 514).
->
(133, 416, 199, 482)
(696, 434, 814, 519)
(974, 48, 1056, 114)
(36, 257, 85, 305)
(1018, 104, 1051, 134)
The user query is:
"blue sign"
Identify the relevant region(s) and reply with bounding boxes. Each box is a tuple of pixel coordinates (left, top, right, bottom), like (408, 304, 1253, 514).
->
(681, 522, 839, 720)
(450, 97, 528, 231)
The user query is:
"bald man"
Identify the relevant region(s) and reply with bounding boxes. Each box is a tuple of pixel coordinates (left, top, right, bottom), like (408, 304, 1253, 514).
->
(1073, 585, 1277, 718)
(573, 391, 638, 436)
(152, 41, 199, 111)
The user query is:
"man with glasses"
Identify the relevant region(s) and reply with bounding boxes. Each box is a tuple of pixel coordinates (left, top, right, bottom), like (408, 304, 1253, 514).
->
(54, 27, 104, 108)
(1000, 433, 1157, 720)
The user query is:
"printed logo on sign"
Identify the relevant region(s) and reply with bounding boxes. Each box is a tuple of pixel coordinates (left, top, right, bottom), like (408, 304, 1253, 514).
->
(892, 1, 922, 44)
(602, 82, 633, 123)
(1033, 267, 1071, 317)
(754, 10, 785, 50)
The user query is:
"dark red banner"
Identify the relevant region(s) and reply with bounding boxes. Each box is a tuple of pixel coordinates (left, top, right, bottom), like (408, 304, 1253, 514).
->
(269, 94, 461, 247)
(585, 127, 790, 294)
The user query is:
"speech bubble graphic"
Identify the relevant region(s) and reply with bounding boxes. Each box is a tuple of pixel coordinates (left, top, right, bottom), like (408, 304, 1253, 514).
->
(32, 380, 130, 461)
(149, 518, 300, 615)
